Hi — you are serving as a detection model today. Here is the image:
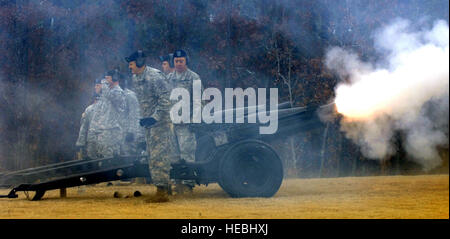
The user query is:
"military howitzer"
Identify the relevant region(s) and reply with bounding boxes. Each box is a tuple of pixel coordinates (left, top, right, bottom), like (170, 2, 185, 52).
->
(0, 102, 335, 200)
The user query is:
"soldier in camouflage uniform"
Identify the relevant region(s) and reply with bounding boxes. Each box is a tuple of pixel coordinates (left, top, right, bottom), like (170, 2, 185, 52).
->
(167, 49, 203, 193)
(75, 78, 102, 159)
(117, 72, 146, 156)
(159, 54, 175, 76)
(86, 71, 127, 159)
(126, 50, 178, 200)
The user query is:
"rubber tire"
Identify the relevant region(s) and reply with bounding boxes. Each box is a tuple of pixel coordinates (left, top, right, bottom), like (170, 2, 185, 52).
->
(218, 140, 283, 198)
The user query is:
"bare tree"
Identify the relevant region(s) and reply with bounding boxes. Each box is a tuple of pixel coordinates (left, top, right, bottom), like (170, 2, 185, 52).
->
(266, 35, 303, 176)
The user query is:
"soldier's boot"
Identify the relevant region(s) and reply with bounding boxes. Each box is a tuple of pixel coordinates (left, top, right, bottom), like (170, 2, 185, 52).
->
(174, 183, 194, 195)
(144, 185, 171, 203)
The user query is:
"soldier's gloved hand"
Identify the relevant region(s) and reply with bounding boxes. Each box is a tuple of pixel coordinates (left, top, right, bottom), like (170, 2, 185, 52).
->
(125, 132, 135, 142)
(139, 117, 157, 128)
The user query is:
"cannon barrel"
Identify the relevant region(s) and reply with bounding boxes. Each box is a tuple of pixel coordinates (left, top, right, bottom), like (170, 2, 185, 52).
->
(190, 102, 336, 142)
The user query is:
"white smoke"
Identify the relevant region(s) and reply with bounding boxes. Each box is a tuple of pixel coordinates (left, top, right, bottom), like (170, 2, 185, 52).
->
(325, 19, 449, 170)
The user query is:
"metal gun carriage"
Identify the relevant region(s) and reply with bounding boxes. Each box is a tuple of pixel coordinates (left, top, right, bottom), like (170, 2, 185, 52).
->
(0, 103, 334, 200)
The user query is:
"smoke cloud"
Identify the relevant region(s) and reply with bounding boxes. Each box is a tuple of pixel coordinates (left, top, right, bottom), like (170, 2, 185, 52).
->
(325, 19, 449, 170)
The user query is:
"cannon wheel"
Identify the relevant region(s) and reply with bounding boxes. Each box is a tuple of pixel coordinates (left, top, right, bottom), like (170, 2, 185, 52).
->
(218, 140, 283, 198)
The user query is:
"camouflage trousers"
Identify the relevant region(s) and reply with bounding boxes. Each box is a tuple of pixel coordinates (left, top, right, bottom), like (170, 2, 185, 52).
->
(121, 132, 138, 156)
(174, 125, 197, 187)
(86, 128, 122, 159)
(145, 122, 179, 187)
(174, 125, 196, 163)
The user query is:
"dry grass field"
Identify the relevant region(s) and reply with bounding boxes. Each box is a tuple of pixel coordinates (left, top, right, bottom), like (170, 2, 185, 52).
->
(0, 174, 448, 219)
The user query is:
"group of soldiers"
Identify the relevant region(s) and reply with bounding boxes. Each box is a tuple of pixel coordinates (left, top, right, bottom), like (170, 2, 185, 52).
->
(75, 49, 203, 201)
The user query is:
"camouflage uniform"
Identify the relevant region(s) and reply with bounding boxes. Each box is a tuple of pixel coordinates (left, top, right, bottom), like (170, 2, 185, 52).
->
(87, 81, 126, 159)
(75, 101, 98, 157)
(131, 66, 178, 188)
(121, 88, 146, 156)
(168, 69, 203, 164)
(168, 69, 203, 188)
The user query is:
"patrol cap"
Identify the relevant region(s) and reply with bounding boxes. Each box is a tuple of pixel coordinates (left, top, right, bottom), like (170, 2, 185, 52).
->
(125, 50, 147, 63)
(94, 78, 102, 85)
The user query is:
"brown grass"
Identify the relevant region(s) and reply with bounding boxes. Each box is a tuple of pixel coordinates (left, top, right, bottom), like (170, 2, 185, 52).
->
(0, 175, 448, 219)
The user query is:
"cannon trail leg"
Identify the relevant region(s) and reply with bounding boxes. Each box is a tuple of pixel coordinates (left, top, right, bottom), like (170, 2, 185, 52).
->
(23, 190, 46, 201)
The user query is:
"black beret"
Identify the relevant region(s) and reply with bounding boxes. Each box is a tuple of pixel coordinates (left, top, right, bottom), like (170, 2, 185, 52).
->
(125, 50, 147, 62)
(159, 55, 170, 62)
(105, 69, 123, 82)
(105, 69, 115, 77)
(173, 49, 187, 58)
